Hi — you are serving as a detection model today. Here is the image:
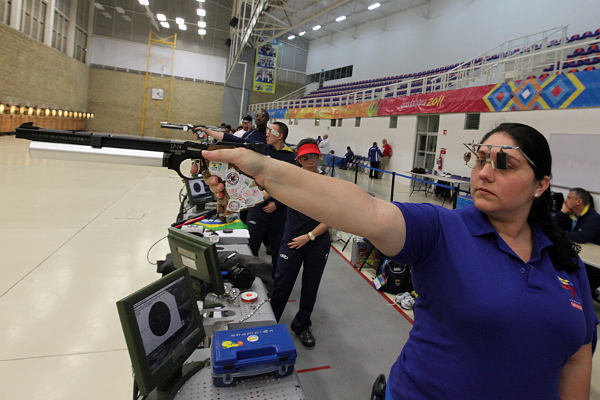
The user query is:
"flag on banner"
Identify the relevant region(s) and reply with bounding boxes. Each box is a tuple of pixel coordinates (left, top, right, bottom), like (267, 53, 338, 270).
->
(253, 39, 279, 93)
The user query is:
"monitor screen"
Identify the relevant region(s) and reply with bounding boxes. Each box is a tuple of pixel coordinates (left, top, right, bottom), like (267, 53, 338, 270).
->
(117, 268, 205, 396)
(185, 177, 214, 208)
(167, 227, 225, 296)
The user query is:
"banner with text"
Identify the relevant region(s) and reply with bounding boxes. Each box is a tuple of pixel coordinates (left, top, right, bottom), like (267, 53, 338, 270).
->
(288, 101, 379, 119)
(253, 40, 279, 93)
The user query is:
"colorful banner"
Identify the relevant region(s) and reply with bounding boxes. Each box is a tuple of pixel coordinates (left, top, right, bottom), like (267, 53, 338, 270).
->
(257, 69, 600, 118)
(253, 39, 279, 93)
(483, 69, 600, 111)
(288, 101, 379, 119)
(377, 86, 494, 116)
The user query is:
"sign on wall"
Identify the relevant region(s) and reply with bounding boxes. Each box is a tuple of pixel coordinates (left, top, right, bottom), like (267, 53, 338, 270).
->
(253, 39, 279, 93)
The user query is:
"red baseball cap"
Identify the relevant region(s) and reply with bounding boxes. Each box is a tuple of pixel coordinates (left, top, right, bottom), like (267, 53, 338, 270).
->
(296, 143, 321, 159)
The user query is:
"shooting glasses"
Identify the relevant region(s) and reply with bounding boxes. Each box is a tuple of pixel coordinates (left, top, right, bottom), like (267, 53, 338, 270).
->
(463, 141, 536, 170)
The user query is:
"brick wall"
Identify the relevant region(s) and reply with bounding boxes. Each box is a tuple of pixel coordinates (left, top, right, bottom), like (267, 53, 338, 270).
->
(86, 68, 225, 139)
(0, 24, 89, 111)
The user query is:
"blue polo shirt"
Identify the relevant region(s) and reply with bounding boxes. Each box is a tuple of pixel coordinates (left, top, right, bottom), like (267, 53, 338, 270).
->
(388, 203, 598, 400)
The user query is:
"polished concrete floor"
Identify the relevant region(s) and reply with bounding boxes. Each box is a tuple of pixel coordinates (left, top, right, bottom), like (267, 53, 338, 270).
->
(0, 135, 598, 399)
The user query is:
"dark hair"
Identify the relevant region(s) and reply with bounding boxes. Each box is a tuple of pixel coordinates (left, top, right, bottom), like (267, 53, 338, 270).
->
(271, 122, 288, 140)
(571, 187, 594, 208)
(482, 123, 580, 272)
(242, 115, 253, 122)
(373, 142, 377, 146)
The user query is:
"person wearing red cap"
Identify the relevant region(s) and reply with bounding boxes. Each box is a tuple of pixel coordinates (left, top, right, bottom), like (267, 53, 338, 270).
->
(269, 138, 330, 348)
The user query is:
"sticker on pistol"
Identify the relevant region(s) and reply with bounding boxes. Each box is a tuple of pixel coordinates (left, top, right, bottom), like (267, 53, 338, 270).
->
(225, 170, 240, 186)
(208, 161, 228, 178)
(227, 199, 243, 212)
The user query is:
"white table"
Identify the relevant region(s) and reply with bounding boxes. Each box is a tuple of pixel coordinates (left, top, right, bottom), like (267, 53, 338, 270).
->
(580, 243, 600, 269)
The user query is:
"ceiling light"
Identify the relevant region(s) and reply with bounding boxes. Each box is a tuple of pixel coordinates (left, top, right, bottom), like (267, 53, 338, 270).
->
(122, 15, 131, 21)
(179, 24, 187, 30)
(198, 28, 207, 35)
(102, 11, 112, 19)
(138, 0, 149, 6)
(336, 15, 346, 22)
(198, 21, 206, 28)
(160, 21, 169, 28)
(368, 2, 381, 10)
(288, 35, 295, 40)
(197, 8, 206, 17)
(114, 6, 124, 14)
(299, 31, 306, 36)
(312, 25, 321, 31)
(175, 17, 184, 25)
(156, 13, 166, 21)
(197, 0, 205, 2)
(94, 2, 104, 10)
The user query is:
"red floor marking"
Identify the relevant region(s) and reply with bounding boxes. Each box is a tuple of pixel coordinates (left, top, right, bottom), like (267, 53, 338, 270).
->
(330, 244, 414, 325)
(297, 365, 331, 373)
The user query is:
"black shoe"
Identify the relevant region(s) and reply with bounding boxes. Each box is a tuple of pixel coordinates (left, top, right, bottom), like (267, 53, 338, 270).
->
(371, 374, 386, 400)
(297, 329, 315, 348)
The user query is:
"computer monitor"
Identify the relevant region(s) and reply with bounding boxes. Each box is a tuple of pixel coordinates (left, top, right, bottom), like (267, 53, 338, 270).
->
(167, 226, 225, 296)
(184, 177, 214, 211)
(116, 267, 206, 398)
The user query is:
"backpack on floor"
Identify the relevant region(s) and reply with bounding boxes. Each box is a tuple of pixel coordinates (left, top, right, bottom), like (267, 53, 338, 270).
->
(375, 260, 412, 295)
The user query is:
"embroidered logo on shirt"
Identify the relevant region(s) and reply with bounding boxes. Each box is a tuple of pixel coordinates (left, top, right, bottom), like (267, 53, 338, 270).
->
(557, 276, 583, 311)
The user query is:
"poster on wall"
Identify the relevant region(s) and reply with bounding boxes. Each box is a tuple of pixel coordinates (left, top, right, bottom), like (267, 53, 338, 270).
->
(253, 39, 279, 93)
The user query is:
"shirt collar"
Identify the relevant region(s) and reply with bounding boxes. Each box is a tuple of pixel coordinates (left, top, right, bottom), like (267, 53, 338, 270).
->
(460, 205, 553, 251)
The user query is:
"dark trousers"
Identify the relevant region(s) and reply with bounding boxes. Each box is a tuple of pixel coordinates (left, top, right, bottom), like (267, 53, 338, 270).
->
(370, 161, 381, 179)
(586, 264, 600, 296)
(271, 234, 330, 333)
(247, 204, 287, 273)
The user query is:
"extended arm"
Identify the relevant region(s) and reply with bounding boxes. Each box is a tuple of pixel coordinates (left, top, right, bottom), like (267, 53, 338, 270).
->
(194, 126, 225, 141)
(558, 342, 592, 400)
(203, 148, 407, 256)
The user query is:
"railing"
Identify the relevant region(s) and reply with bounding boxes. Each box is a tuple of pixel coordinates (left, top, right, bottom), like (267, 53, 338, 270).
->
(249, 27, 599, 112)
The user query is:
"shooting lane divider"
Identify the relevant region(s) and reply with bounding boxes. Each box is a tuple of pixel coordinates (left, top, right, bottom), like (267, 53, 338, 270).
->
(329, 244, 414, 325)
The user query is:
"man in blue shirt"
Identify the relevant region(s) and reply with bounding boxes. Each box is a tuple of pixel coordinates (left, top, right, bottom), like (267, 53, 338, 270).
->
(368, 142, 383, 179)
(194, 109, 269, 144)
(341, 146, 354, 170)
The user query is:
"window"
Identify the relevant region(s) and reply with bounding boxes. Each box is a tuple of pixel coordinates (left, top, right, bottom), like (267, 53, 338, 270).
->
(20, 0, 46, 42)
(330, 119, 336, 127)
(465, 113, 480, 130)
(389, 116, 398, 129)
(0, 0, 10, 25)
(73, 0, 89, 62)
(337, 118, 342, 127)
(52, 10, 68, 53)
(315, 119, 320, 126)
(355, 117, 361, 127)
(308, 65, 353, 84)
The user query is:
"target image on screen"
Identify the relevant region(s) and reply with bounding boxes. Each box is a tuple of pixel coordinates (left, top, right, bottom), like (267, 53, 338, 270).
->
(117, 268, 206, 396)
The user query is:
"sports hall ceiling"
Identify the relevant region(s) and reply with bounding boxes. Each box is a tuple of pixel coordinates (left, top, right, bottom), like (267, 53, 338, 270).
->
(93, 0, 431, 46)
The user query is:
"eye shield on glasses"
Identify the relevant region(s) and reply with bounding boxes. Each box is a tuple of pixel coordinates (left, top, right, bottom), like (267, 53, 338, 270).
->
(462, 141, 536, 170)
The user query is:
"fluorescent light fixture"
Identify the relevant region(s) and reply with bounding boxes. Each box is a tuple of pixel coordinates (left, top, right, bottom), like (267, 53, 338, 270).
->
(115, 6, 124, 14)
(138, 0, 149, 6)
(94, 2, 104, 10)
(179, 24, 187, 30)
(122, 14, 131, 21)
(198, 21, 206, 28)
(336, 15, 346, 22)
(156, 13, 166, 21)
(102, 11, 112, 19)
(288, 34, 295, 40)
(312, 25, 321, 31)
(160, 21, 169, 28)
(175, 17, 184, 25)
(197, 8, 206, 16)
(198, 28, 206, 35)
(197, 0, 205, 2)
(368, 2, 381, 10)
(299, 31, 306, 36)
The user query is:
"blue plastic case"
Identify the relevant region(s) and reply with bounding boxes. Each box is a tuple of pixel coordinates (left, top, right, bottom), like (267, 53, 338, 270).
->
(211, 324, 297, 386)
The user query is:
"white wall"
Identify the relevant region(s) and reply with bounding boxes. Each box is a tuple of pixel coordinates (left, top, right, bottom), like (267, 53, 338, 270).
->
(89, 36, 227, 83)
(306, 0, 600, 81)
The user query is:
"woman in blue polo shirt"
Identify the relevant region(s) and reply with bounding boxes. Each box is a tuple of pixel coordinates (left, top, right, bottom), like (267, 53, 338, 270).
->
(203, 123, 597, 399)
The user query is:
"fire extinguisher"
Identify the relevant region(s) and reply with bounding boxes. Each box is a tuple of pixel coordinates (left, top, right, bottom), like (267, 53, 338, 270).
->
(437, 148, 446, 170)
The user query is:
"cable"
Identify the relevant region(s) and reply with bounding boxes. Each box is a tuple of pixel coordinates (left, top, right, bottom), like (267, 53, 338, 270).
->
(146, 235, 168, 265)
(237, 298, 271, 323)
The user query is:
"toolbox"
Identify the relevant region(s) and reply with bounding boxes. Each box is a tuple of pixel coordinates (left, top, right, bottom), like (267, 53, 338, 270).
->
(211, 324, 297, 387)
